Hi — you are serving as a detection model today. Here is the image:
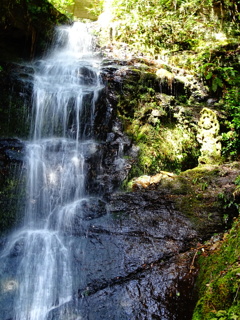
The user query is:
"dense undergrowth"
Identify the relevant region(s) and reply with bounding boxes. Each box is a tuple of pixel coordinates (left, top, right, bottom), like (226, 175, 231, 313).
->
(96, 0, 239, 58)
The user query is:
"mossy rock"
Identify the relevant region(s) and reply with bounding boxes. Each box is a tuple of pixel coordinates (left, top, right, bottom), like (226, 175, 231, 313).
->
(172, 164, 240, 236)
(116, 71, 201, 175)
(192, 216, 240, 320)
(127, 163, 240, 239)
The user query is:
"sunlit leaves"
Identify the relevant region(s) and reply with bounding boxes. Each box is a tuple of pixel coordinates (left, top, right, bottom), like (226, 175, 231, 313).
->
(48, 0, 74, 15)
(106, 0, 222, 55)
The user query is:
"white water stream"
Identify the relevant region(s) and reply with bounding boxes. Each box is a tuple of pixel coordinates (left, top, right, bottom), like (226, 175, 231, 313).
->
(1, 22, 103, 320)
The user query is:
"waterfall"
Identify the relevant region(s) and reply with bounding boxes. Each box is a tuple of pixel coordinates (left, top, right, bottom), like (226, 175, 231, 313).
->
(0, 22, 104, 320)
(0, 19, 206, 320)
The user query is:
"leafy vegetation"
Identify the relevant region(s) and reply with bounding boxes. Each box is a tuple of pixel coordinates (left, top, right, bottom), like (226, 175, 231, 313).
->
(221, 80, 240, 160)
(96, 0, 239, 56)
(200, 64, 237, 94)
(48, 0, 74, 16)
(87, 0, 105, 17)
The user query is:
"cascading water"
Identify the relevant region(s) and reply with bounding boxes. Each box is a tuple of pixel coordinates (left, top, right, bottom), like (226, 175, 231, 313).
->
(0, 22, 104, 320)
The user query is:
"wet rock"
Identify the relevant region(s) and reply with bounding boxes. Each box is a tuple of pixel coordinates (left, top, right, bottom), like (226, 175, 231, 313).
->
(101, 57, 208, 102)
(0, 167, 233, 319)
(0, 139, 25, 234)
(46, 190, 200, 319)
(0, 186, 202, 320)
(0, 139, 24, 163)
(76, 252, 197, 320)
(85, 117, 135, 197)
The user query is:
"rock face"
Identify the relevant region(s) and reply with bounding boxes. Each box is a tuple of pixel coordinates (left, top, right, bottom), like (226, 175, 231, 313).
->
(44, 190, 199, 320)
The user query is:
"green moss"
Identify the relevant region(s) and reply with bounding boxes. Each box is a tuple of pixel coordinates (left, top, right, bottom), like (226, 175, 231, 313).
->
(181, 166, 220, 181)
(158, 165, 237, 234)
(118, 67, 200, 178)
(127, 122, 199, 176)
(192, 217, 240, 320)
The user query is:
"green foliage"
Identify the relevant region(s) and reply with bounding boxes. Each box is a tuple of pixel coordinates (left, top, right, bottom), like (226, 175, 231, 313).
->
(221, 75, 240, 160)
(235, 175, 240, 187)
(200, 64, 237, 93)
(100, 0, 231, 56)
(217, 191, 239, 227)
(87, 0, 104, 17)
(197, 43, 240, 160)
(207, 307, 240, 320)
(224, 86, 240, 129)
(221, 129, 239, 159)
(48, 0, 74, 15)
